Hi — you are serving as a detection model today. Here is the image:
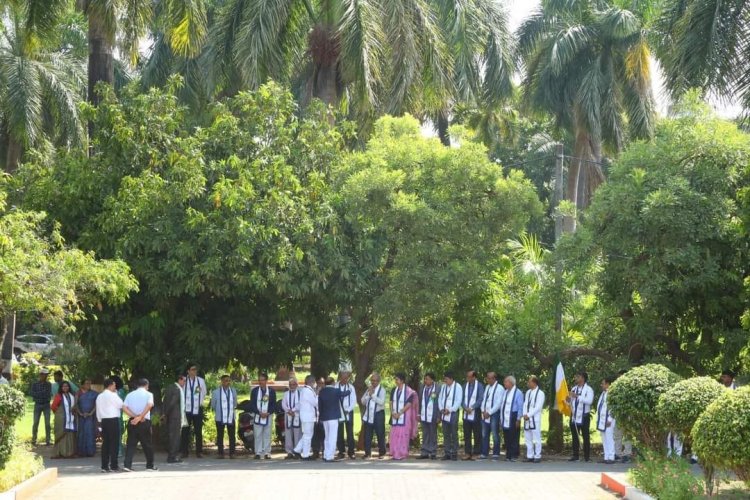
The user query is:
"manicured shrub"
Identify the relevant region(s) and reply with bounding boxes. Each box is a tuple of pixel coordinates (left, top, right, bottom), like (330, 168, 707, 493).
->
(608, 364, 681, 449)
(692, 387, 750, 485)
(656, 376, 726, 439)
(0, 385, 26, 469)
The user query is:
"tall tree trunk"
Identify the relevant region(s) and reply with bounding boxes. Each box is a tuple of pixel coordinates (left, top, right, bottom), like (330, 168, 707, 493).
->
(437, 112, 451, 147)
(5, 137, 22, 173)
(88, 7, 114, 105)
(1, 314, 16, 381)
(313, 64, 339, 108)
(547, 409, 564, 453)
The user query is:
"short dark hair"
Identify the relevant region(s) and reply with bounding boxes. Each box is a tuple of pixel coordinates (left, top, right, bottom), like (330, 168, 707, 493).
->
(467, 370, 478, 378)
(111, 375, 124, 390)
(722, 369, 736, 378)
(188, 364, 199, 371)
(259, 372, 269, 381)
(424, 372, 435, 381)
(529, 375, 540, 385)
(54, 370, 63, 377)
(603, 376, 615, 385)
(304, 374, 316, 386)
(137, 378, 149, 388)
(394, 372, 407, 383)
(80, 378, 91, 385)
(443, 371, 454, 380)
(221, 374, 230, 380)
(325, 377, 335, 386)
(103, 377, 115, 388)
(576, 371, 588, 382)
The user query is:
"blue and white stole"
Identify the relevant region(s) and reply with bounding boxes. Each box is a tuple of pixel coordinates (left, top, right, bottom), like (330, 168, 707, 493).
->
(523, 388, 540, 430)
(363, 385, 383, 424)
(420, 385, 436, 423)
(463, 381, 478, 421)
(284, 390, 300, 428)
(501, 386, 517, 429)
(336, 382, 354, 422)
(441, 384, 457, 423)
(481, 383, 500, 423)
(62, 393, 76, 431)
(391, 386, 406, 426)
(186, 377, 201, 415)
(218, 387, 234, 424)
(254, 387, 270, 426)
(596, 391, 609, 432)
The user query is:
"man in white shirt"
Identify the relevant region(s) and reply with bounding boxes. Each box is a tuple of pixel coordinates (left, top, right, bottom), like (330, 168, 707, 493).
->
(181, 364, 207, 458)
(361, 372, 386, 459)
(462, 370, 484, 460)
(596, 376, 615, 464)
(721, 369, 738, 390)
(479, 371, 503, 460)
(567, 371, 594, 462)
(335, 370, 357, 459)
(522, 375, 545, 463)
(96, 377, 124, 472)
(210, 375, 237, 458)
(293, 375, 319, 460)
(123, 378, 156, 471)
(438, 371, 463, 461)
(417, 372, 440, 459)
(282, 378, 302, 459)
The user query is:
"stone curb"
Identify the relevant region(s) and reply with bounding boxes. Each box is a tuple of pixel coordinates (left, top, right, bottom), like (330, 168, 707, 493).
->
(600, 472, 654, 500)
(0, 468, 57, 500)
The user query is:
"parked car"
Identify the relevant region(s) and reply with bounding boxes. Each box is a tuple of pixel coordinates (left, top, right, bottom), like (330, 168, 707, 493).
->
(13, 334, 62, 356)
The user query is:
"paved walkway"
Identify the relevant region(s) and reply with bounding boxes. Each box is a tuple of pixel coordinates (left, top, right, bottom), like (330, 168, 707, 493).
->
(35, 450, 626, 500)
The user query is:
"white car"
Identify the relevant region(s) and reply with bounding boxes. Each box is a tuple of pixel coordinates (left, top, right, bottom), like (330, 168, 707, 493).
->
(14, 334, 62, 356)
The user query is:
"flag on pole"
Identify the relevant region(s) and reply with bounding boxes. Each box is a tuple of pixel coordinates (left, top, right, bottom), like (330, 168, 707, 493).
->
(555, 361, 571, 416)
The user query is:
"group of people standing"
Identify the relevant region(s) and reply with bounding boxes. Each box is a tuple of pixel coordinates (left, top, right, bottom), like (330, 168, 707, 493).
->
(23, 364, 741, 471)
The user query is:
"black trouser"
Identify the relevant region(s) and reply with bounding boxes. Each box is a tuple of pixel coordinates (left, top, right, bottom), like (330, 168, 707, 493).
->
(181, 410, 203, 455)
(570, 415, 591, 461)
(363, 411, 386, 457)
(32, 402, 51, 445)
(312, 422, 324, 456)
(502, 412, 520, 459)
(124, 419, 154, 469)
(101, 417, 120, 470)
(166, 417, 181, 460)
(463, 416, 482, 456)
(337, 413, 355, 456)
(216, 421, 236, 455)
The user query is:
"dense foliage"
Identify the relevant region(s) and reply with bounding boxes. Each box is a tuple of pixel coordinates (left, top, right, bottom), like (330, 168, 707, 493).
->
(0, 386, 25, 468)
(656, 377, 726, 439)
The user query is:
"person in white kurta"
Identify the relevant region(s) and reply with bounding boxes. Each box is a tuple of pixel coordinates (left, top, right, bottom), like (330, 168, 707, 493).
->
(596, 377, 615, 464)
(281, 379, 302, 458)
(438, 372, 463, 460)
(181, 365, 207, 458)
(250, 373, 277, 459)
(522, 376, 545, 462)
(293, 375, 319, 459)
(210, 375, 237, 458)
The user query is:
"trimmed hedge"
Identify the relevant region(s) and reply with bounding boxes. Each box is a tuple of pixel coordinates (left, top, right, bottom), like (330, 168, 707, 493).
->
(608, 364, 681, 450)
(692, 387, 750, 485)
(656, 376, 726, 440)
(0, 385, 26, 469)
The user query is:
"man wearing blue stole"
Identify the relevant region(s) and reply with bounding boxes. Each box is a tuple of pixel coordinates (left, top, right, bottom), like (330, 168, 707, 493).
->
(522, 375, 545, 463)
(181, 364, 207, 459)
(479, 371, 503, 460)
(282, 378, 302, 459)
(335, 370, 357, 459)
(361, 372, 387, 459)
(250, 373, 277, 459)
(417, 373, 441, 459)
(462, 370, 484, 460)
(499, 375, 524, 462)
(438, 371, 463, 461)
(210, 375, 237, 458)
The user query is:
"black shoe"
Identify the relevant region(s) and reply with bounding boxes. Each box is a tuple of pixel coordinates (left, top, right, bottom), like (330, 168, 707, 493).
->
(294, 453, 302, 459)
(416, 454, 429, 459)
(440, 456, 451, 461)
(689, 458, 698, 465)
(122, 467, 133, 472)
(451, 456, 458, 461)
(337, 452, 345, 459)
(614, 455, 621, 460)
(101, 468, 110, 473)
(167, 458, 183, 464)
(301, 457, 313, 461)
(621, 456, 631, 463)
(604, 460, 615, 464)
(195, 453, 203, 459)
(568, 457, 580, 462)
(363, 454, 371, 460)
(430, 455, 437, 460)
(264, 455, 271, 460)
(180, 453, 189, 459)
(533, 458, 541, 463)
(348, 455, 355, 459)
(254, 454, 261, 460)
(584, 459, 592, 463)
(146, 466, 158, 471)
(523, 458, 534, 462)
(510, 458, 517, 462)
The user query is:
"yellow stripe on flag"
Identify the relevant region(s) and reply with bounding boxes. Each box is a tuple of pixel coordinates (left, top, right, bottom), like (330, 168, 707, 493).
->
(555, 362, 571, 417)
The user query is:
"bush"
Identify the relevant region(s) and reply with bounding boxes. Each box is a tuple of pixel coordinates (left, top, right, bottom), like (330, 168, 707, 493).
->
(608, 364, 681, 450)
(692, 387, 750, 485)
(0, 443, 43, 492)
(0, 386, 26, 469)
(629, 449, 703, 500)
(657, 377, 726, 439)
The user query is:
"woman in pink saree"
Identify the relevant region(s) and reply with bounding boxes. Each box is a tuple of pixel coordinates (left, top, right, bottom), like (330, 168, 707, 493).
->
(389, 372, 419, 460)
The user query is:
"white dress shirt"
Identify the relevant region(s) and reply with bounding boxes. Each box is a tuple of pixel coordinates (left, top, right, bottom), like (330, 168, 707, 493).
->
(184, 376, 207, 415)
(96, 389, 124, 420)
(124, 388, 155, 420)
(438, 382, 463, 422)
(570, 383, 594, 424)
(297, 385, 319, 423)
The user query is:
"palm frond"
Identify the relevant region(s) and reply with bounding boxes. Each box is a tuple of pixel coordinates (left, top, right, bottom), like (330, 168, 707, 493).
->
(339, 0, 384, 111)
(166, 0, 208, 59)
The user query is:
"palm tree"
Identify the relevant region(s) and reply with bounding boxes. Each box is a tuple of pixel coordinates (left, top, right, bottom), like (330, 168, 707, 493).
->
(658, 0, 750, 113)
(80, 0, 208, 104)
(212, 0, 514, 144)
(0, 1, 85, 172)
(517, 0, 656, 230)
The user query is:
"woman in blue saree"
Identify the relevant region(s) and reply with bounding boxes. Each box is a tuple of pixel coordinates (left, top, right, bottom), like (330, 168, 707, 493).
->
(76, 379, 98, 457)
